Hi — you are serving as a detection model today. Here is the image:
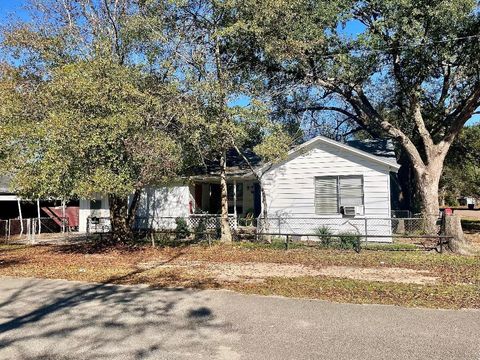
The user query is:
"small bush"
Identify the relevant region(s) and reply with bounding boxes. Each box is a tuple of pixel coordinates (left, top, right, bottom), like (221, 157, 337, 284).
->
(175, 217, 190, 239)
(194, 217, 207, 241)
(337, 232, 361, 249)
(315, 226, 333, 247)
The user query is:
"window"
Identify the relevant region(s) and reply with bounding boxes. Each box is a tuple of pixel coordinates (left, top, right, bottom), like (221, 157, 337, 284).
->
(90, 199, 102, 210)
(315, 176, 363, 214)
(228, 205, 244, 215)
(227, 183, 243, 201)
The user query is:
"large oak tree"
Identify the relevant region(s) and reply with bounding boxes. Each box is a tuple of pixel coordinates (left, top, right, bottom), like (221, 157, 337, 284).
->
(233, 0, 480, 231)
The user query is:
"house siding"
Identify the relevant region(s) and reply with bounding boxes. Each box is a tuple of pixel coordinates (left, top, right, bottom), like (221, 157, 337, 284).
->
(134, 186, 190, 230)
(79, 196, 110, 233)
(78, 186, 191, 233)
(262, 141, 393, 241)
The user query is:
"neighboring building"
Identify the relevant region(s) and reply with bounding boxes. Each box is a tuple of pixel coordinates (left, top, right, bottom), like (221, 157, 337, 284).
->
(78, 136, 400, 240)
(457, 196, 477, 209)
(0, 176, 79, 232)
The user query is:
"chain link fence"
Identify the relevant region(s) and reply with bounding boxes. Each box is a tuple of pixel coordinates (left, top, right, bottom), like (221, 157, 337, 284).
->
(82, 213, 447, 252)
(0, 217, 70, 243)
(83, 214, 439, 240)
(86, 215, 238, 235)
(257, 216, 434, 241)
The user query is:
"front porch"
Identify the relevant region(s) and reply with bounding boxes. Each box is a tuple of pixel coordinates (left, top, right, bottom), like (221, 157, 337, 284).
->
(189, 178, 262, 226)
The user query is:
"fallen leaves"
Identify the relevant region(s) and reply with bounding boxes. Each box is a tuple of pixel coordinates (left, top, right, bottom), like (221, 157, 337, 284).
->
(0, 242, 479, 309)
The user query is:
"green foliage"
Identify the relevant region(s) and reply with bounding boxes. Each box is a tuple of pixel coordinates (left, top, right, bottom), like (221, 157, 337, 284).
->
(337, 232, 361, 250)
(315, 226, 333, 247)
(1, 59, 184, 199)
(441, 125, 480, 202)
(175, 217, 190, 240)
(234, 0, 480, 220)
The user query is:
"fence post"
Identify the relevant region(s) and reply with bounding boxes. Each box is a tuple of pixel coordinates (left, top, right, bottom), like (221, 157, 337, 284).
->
(285, 235, 289, 250)
(26, 218, 31, 242)
(37, 199, 41, 235)
(17, 199, 24, 236)
(31, 219, 36, 244)
(364, 218, 368, 244)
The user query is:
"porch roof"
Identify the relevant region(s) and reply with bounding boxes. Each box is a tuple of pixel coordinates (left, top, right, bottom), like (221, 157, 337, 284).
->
(188, 148, 263, 181)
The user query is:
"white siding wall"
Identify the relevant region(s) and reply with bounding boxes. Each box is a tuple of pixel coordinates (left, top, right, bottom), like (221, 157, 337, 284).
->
(262, 141, 393, 241)
(135, 186, 190, 230)
(79, 196, 110, 233)
(78, 186, 191, 233)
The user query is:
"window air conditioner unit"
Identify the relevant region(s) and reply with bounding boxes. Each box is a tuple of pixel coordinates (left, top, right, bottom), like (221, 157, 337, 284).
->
(343, 206, 356, 216)
(343, 206, 364, 216)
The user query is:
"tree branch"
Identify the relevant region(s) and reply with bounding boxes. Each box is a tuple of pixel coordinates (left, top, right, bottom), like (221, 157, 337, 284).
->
(444, 83, 480, 143)
(292, 105, 358, 120)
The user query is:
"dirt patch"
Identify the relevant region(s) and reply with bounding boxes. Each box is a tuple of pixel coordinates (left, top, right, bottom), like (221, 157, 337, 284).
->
(138, 260, 438, 285)
(315, 266, 437, 285)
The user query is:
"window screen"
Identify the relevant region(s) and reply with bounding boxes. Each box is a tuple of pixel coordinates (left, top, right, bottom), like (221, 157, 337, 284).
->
(339, 176, 363, 206)
(315, 177, 338, 214)
(315, 176, 364, 214)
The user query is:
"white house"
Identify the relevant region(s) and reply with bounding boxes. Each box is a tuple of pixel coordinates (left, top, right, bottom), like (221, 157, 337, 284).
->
(78, 136, 400, 241)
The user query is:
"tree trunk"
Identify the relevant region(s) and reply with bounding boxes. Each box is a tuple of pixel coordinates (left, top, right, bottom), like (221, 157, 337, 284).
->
(414, 163, 443, 235)
(108, 194, 131, 243)
(219, 152, 232, 242)
(126, 189, 142, 229)
(443, 215, 470, 254)
(259, 181, 271, 243)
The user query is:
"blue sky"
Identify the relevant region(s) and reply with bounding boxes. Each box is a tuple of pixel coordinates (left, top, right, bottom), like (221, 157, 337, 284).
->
(0, 0, 28, 21)
(0, 0, 478, 125)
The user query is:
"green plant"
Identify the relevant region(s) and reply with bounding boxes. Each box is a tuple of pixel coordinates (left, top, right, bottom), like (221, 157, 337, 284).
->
(175, 217, 190, 240)
(315, 226, 333, 247)
(337, 232, 361, 250)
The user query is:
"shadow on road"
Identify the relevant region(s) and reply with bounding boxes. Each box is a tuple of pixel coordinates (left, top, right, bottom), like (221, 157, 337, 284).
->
(0, 256, 233, 359)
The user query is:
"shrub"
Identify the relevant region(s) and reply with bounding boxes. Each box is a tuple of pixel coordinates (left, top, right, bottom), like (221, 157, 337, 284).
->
(175, 217, 190, 239)
(194, 217, 207, 241)
(315, 226, 333, 247)
(337, 232, 361, 249)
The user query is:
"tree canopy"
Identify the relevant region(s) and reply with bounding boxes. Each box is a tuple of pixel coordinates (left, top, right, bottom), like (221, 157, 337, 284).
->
(441, 125, 480, 204)
(0, 0, 479, 240)
(228, 0, 480, 229)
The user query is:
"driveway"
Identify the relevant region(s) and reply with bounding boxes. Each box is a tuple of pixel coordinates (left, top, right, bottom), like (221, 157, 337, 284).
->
(0, 277, 479, 360)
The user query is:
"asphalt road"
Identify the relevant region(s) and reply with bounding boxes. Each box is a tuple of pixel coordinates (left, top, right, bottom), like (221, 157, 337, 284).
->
(0, 276, 479, 360)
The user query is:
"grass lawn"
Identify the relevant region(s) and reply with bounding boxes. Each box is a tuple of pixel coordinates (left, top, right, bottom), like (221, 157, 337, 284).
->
(0, 241, 479, 309)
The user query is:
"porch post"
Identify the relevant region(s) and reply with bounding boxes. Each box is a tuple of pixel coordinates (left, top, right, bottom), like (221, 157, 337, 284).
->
(17, 199, 24, 236)
(233, 179, 237, 225)
(62, 199, 66, 233)
(37, 198, 41, 235)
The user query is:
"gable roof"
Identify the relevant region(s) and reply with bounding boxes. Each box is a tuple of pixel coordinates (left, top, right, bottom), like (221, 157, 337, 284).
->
(346, 138, 398, 168)
(272, 135, 400, 172)
(191, 135, 400, 180)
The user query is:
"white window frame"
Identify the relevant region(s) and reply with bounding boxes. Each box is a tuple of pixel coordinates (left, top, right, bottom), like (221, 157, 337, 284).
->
(314, 175, 364, 215)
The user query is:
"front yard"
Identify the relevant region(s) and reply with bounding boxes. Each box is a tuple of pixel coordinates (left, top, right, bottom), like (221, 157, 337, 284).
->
(0, 241, 479, 309)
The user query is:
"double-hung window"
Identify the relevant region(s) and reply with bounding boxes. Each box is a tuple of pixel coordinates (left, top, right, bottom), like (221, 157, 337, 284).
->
(314, 175, 364, 214)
